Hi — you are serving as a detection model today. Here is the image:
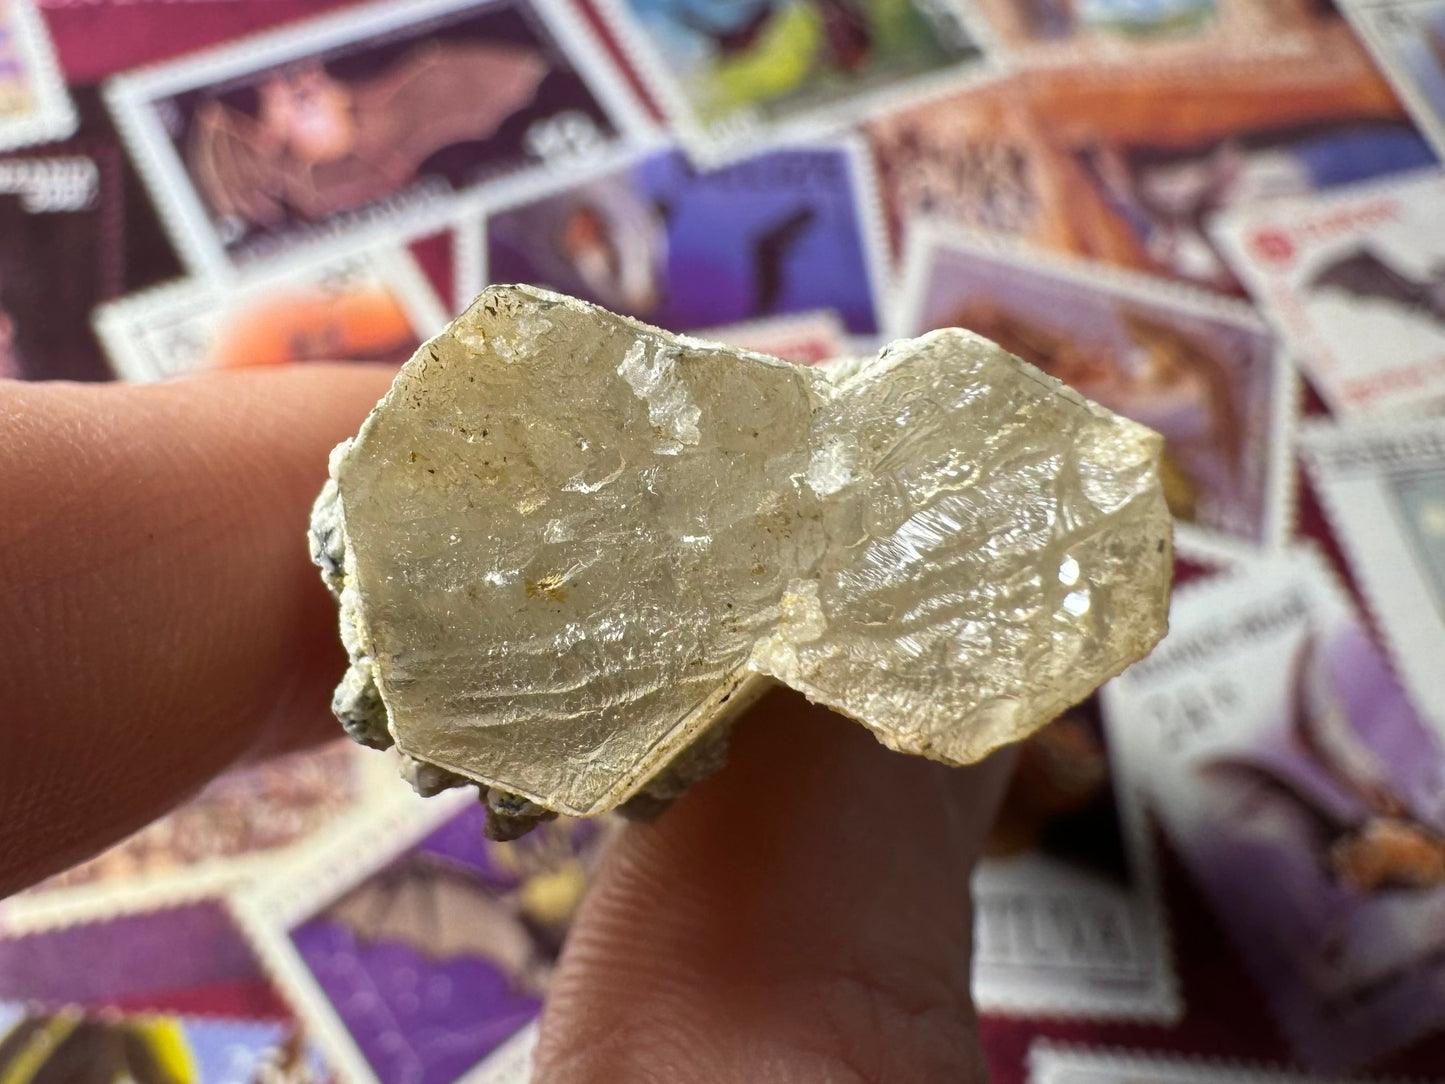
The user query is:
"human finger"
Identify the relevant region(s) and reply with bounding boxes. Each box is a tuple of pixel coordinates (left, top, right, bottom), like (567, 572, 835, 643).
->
(0, 366, 394, 896)
(533, 689, 1015, 1083)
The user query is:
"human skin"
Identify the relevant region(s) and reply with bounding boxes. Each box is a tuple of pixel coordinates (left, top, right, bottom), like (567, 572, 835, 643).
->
(0, 367, 1007, 1083)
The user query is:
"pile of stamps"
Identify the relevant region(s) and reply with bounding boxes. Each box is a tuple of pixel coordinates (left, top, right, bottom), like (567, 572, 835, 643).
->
(4, 0, 1445, 1079)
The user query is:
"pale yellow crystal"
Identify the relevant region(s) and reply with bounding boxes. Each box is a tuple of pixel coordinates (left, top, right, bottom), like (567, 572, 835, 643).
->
(311, 285, 1171, 821)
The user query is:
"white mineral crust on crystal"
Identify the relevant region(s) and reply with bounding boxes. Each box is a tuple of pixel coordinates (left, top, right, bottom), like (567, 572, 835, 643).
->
(311, 285, 1172, 827)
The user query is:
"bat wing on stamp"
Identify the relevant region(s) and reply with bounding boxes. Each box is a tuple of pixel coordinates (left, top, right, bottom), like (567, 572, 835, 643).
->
(104, 0, 655, 276)
(479, 144, 886, 336)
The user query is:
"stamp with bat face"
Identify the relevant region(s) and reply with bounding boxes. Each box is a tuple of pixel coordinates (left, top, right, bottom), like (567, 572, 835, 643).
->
(591, 0, 989, 165)
(1102, 547, 1445, 1072)
(466, 143, 886, 336)
(972, 705, 1178, 1021)
(1300, 416, 1445, 738)
(1213, 170, 1445, 416)
(0, 899, 331, 1082)
(103, 0, 655, 278)
(897, 223, 1295, 559)
(234, 794, 612, 1084)
(1340, 0, 1445, 162)
(0, 0, 76, 152)
(94, 245, 449, 382)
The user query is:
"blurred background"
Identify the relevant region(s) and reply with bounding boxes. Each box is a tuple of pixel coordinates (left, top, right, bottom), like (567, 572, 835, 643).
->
(3, 0, 1445, 1080)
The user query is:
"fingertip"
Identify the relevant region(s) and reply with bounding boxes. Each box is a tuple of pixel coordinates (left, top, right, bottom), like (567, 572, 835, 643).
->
(533, 692, 1010, 1083)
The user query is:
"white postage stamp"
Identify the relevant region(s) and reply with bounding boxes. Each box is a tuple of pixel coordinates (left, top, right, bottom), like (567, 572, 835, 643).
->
(590, 0, 993, 165)
(462, 139, 890, 340)
(234, 791, 614, 1084)
(972, 706, 1179, 1021)
(1026, 1041, 1411, 1084)
(1339, 0, 1445, 160)
(0, 0, 76, 152)
(1299, 415, 1445, 737)
(1, 741, 401, 933)
(1103, 547, 1445, 1072)
(103, 0, 656, 279)
(896, 222, 1296, 560)
(94, 243, 449, 382)
(460, 1019, 538, 1084)
(1212, 169, 1445, 417)
(697, 309, 846, 365)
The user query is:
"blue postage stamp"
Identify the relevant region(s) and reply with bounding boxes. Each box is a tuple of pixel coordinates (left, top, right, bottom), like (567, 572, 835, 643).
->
(467, 142, 886, 337)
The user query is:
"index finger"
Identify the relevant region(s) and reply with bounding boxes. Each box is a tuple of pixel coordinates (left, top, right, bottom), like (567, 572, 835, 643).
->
(0, 365, 395, 896)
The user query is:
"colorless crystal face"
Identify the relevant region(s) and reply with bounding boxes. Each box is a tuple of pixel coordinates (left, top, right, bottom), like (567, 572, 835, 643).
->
(312, 285, 1171, 821)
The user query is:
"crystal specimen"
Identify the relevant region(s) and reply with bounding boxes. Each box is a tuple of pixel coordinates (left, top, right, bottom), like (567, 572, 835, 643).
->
(311, 285, 1171, 836)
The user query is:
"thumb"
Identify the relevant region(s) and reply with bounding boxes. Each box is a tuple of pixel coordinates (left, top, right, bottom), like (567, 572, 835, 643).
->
(533, 689, 1015, 1083)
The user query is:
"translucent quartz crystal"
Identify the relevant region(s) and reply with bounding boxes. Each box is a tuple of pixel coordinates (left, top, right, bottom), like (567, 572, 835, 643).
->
(311, 285, 1171, 828)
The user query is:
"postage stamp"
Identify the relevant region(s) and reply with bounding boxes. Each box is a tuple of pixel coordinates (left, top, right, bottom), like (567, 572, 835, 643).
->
(0, 140, 128, 382)
(863, 73, 1088, 263)
(0, 0, 76, 152)
(1300, 416, 1445, 737)
(1031, 66, 1435, 294)
(3, 742, 397, 931)
(696, 309, 846, 365)
(234, 792, 614, 1084)
(864, 49, 1434, 285)
(1102, 547, 1445, 1072)
(94, 243, 449, 381)
(591, 0, 991, 165)
(896, 223, 1295, 557)
(1213, 169, 1445, 416)
(0, 897, 331, 1081)
(462, 1019, 537, 1084)
(1340, 0, 1445, 161)
(969, 0, 1316, 67)
(467, 141, 888, 336)
(1026, 1042, 1388, 1084)
(972, 705, 1179, 1021)
(103, 0, 655, 278)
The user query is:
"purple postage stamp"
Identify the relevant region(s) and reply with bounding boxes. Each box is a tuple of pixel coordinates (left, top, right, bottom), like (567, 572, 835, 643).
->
(235, 793, 613, 1084)
(1102, 547, 1445, 1072)
(1300, 416, 1445, 739)
(972, 706, 1178, 1020)
(0, 0, 75, 152)
(897, 223, 1294, 560)
(0, 899, 329, 1082)
(466, 142, 887, 338)
(103, 0, 655, 278)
